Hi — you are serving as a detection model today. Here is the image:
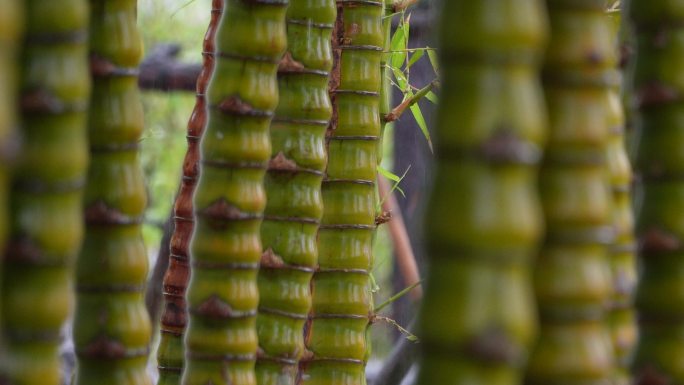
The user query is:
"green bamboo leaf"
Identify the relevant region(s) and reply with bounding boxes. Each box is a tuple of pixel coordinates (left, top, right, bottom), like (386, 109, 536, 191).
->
(391, 66, 409, 91)
(427, 46, 439, 75)
(410, 103, 433, 152)
(408, 48, 424, 68)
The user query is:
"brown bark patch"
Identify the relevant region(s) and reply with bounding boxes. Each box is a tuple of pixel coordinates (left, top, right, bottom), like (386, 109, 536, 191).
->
(90, 54, 118, 77)
(82, 335, 127, 359)
(200, 198, 246, 221)
(269, 152, 298, 171)
(481, 129, 539, 164)
(5, 237, 43, 264)
(636, 366, 672, 385)
(638, 82, 679, 106)
(278, 51, 306, 73)
(21, 88, 63, 113)
(375, 210, 392, 226)
(218, 96, 254, 115)
(640, 227, 681, 254)
(195, 295, 234, 319)
(465, 328, 521, 364)
(261, 248, 286, 268)
(85, 200, 135, 225)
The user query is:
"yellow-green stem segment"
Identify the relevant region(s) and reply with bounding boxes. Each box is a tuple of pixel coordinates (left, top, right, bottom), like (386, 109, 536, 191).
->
(74, 0, 151, 384)
(1, 1, 90, 384)
(181, 1, 288, 384)
(416, 1, 548, 384)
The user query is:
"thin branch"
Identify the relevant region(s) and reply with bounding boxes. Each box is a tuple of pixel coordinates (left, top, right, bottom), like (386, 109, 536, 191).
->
(385, 79, 439, 122)
(378, 176, 423, 300)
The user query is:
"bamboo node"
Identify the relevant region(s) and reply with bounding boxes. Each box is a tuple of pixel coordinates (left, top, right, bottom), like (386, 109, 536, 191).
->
(269, 152, 298, 172)
(200, 198, 250, 221)
(218, 96, 254, 115)
(465, 328, 523, 364)
(278, 51, 306, 73)
(81, 335, 127, 359)
(261, 248, 286, 268)
(375, 210, 392, 225)
(640, 227, 681, 254)
(195, 295, 237, 319)
(638, 82, 680, 107)
(480, 129, 541, 165)
(635, 365, 671, 385)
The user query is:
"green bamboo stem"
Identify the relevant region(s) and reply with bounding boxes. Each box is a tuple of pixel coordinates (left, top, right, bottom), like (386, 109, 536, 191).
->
(525, 1, 618, 384)
(606, 13, 637, 385)
(298, 2, 383, 384)
(629, 1, 684, 383)
(156, 2, 223, 384)
(181, 1, 288, 384)
(73, 0, 150, 384)
(415, 1, 548, 384)
(0, 0, 22, 346)
(254, 1, 335, 384)
(0, 0, 90, 384)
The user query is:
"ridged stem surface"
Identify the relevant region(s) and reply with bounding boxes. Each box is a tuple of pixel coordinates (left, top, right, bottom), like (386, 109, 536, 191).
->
(606, 13, 637, 385)
(0, 0, 22, 342)
(156, 2, 223, 384)
(181, 1, 288, 384)
(74, 0, 151, 384)
(415, 2, 548, 385)
(1, 0, 90, 384)
(298, 1, 383, 384)
(629, 1, 684, 383)
(255, 1, 335, 384)
(525, 1, 618, 384)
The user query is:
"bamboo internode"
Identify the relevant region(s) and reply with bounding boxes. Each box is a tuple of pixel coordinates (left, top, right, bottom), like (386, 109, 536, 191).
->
(74, 0, 151, 384)
(156, 2, 223, 384)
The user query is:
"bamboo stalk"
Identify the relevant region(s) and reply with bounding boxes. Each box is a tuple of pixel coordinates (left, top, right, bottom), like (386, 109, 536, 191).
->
(525, 1, 619, 383)
(416, 1, 548, 384)
(298, 1, 384, 384)
(1, 0, 90, 383)
(73, 0, 150, 384)
(156, 2, 223, 384)
(181, 1, 288, 384)
(629, 1, 684, 383)
(254, 1, 335, 384)
(606, 12, 637, 385)
(0, 0, 22, 347)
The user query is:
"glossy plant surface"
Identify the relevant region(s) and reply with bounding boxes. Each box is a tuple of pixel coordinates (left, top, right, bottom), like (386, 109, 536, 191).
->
(299, 1, 383, 384)
(630, 1, 684, 383)
(416, 1, 548, 384)
(255, 0, 335, 384)
(526, 1, 617, 384)
(74, 0, 151, 384)
(181, 1, 288, 384)
(1, 0, 89, 384)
